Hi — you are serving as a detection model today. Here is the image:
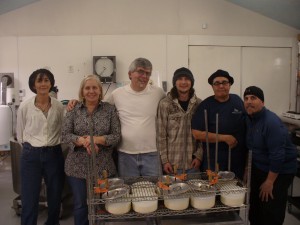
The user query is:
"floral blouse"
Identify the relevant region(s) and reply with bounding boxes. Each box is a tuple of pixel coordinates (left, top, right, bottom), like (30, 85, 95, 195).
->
(62, 101, 121, 179)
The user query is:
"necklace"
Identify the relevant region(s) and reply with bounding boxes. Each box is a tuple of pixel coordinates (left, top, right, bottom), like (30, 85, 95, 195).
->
(35, 98, 51, 112)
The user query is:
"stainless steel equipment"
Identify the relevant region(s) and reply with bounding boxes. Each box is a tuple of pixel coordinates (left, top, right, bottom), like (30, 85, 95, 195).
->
(86, 154, 252, 225)
(0, 74, 13, 105)
(215, 113, 235, 180)
(215, 113, 219, 172)
(86, 115, 251, 225)
(204, 109, 210, 170)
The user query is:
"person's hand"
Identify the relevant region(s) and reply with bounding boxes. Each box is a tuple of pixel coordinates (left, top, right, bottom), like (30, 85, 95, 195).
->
(259, 179, 274, 202)
(77, 135, 99, 154)
(221, 135, 238, 148)
(163, 162, 173, 174)
(86, 144, 99, 155)
(75, 136, 86, 147)
(66, 99, 78, 112)
(190, 158, 201, 169)
(82, 135, 92, 149)
(83, 136, 100, 153)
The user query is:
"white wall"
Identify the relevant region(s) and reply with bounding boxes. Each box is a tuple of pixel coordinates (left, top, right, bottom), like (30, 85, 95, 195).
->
(4, 35, 169, 101)
(18, 36, 92, 101)
(0, 0, 299, 111)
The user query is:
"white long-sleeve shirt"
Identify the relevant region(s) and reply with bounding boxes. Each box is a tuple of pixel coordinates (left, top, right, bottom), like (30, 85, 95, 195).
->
(107, 84, 165, 154)
(16, 96, 64, 147)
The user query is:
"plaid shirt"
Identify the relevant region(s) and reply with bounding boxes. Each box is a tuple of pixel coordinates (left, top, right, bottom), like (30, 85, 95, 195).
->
(156, 93, 202, 170)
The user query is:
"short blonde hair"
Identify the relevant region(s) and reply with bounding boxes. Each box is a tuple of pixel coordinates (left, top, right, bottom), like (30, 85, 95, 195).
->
(78, 75, 103, 102)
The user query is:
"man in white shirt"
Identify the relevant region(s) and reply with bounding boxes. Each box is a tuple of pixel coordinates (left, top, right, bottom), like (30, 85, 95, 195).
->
(107, 58, 165, 177)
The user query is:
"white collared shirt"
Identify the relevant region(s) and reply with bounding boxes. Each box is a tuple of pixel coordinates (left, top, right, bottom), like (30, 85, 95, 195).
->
(16, 96, 64, 147)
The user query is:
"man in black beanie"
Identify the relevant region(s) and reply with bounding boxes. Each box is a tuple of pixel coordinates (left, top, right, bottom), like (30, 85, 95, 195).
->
(244, 85, 264, 102)
(157, 67, 202, 174)
(244, 86, 297, 225)
(172, 67, 195, 87)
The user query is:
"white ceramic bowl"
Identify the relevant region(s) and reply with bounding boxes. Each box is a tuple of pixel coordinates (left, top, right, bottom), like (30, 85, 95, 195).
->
(220, 186, 246, 207)
(131, 181, 158, 214)
(190, 192, 216, 210)
(105, 199, 131, 215)
(164, 196, 189, 210)
(132, 199, 158, 214)
(163, 182, 190, 210)
(131, 193, 158, 214)
(102, 186, 131, 215)
(188, 179, 216, 210)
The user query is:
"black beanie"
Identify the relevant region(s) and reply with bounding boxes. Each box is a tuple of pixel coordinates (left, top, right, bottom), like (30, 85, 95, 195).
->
(208, 69, 234, 85)
(244, 86, 264, 102)
(172, 67, 194, 87)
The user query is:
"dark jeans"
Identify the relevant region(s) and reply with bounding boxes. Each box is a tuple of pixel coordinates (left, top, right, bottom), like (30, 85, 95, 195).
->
(67, 176, 89, 225)
(249, 165, 294, 225)
(21, 142, 64, 225)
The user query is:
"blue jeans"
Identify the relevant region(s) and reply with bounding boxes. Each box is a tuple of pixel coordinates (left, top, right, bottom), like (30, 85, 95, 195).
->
(67, 176, 89, 225)
(21, 143, 64, 225)
(118, 151, 161, 177)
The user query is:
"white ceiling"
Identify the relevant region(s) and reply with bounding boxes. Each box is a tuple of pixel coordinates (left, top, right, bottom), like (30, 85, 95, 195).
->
(0, 0, 300, 30)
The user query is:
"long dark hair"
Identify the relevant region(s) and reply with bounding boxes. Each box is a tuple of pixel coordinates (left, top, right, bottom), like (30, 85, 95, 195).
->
(170, 86, 195, 99)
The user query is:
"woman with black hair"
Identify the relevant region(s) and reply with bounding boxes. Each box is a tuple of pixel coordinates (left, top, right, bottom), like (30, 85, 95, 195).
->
(17, 68, 65, 225)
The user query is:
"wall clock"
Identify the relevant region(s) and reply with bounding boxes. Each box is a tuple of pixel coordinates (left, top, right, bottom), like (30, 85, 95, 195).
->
(93, 56, 116, 83)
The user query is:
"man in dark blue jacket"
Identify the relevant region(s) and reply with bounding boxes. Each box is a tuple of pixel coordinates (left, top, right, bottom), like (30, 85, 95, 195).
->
(244, 86, 297, 225)
(192, 69, 247, 179)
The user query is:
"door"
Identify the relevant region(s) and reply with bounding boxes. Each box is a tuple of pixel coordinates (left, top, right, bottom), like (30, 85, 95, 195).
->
(242, 47, 291, 114)
(189, 46, 241, 100)
(189, 45, 292, 115)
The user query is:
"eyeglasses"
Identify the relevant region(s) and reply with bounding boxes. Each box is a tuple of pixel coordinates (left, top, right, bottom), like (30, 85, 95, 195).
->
(213, 81, 230, 86)
(134, 69, 151, 77)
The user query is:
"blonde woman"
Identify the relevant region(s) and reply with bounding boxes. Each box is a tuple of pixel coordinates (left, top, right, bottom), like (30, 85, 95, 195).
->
(62, 75, 121, 225)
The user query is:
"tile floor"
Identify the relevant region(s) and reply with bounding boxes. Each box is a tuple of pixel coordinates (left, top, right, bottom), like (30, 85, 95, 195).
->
(1, 151, 300, 225)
